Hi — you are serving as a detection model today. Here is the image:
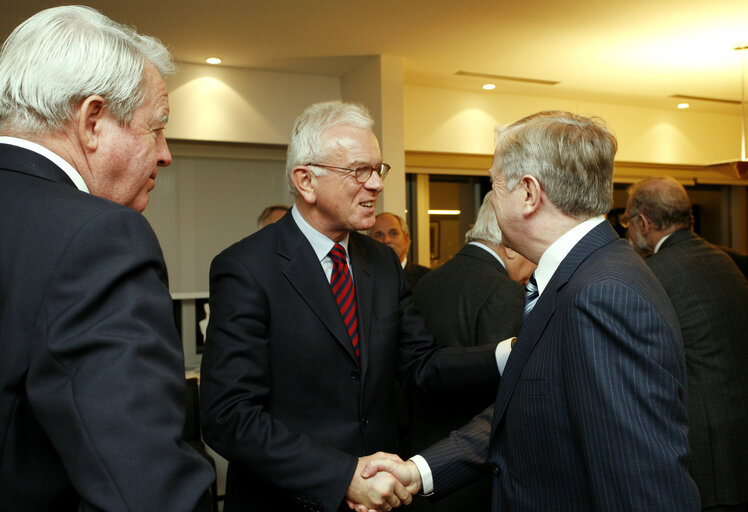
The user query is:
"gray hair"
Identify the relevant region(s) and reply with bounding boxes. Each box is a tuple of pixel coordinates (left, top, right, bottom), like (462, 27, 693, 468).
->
(286, 101, 374, 196)
(627, 176, 693, 230)
(465, 192, 503, 244)
(0, 5, 175, 135)
(495, 111, 617, 217)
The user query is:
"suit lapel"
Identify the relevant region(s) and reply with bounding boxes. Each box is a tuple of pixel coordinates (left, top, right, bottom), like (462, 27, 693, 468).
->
(275, 215, 359, 365)
(349, 233, 374, 375)
(490, 221, 620, 436)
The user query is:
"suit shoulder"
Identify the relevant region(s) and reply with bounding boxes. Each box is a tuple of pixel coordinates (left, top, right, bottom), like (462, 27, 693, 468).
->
(214, 223, 275, 260)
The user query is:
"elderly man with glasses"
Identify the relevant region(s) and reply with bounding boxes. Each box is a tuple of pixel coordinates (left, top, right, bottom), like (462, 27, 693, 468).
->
(200, 101, 502, 512)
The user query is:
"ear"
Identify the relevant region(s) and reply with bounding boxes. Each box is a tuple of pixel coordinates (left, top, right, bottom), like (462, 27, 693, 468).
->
(519, 175, 542, 215)
(76, 95, 107, 152)
(291, 165, 316, 204)
(637, 213, 652, 235)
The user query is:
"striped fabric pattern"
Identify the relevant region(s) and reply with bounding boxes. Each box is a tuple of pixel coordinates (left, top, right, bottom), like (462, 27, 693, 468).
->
(329, 243, 360, 359)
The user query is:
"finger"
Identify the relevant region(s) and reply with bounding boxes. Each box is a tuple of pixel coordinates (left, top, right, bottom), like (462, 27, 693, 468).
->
(392, 479, 412, 506)
(361, 458, 399, 478)
(345, 499, 361, 511)
(383, 482, 402, 510)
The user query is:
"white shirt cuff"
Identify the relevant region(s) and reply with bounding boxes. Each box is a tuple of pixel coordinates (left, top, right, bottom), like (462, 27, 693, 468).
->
(495, 337, 514, 375)
(409, 454, 434, 495)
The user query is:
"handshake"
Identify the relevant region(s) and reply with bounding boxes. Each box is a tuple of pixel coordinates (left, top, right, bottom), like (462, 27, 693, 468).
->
(345, 452, 424, 512)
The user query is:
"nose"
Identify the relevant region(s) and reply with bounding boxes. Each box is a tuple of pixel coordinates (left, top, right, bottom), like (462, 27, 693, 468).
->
(364, 168, 385, 191)
(157, 136, 172, 167)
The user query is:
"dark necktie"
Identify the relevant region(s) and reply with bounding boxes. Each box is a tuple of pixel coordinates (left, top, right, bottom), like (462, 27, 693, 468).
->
(524, 273, 539, 318)
(329, 243, 360, 360)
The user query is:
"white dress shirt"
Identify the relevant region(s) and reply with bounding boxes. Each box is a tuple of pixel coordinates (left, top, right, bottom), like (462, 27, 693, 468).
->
(290, 205, 352, 281)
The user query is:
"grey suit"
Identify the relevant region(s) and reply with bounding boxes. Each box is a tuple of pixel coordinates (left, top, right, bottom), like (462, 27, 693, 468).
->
(647, 229, 748, 509)
(409, 243, 524, 511)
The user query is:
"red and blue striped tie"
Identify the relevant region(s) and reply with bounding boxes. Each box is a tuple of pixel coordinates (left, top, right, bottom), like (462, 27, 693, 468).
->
(329, 243, 360, 360)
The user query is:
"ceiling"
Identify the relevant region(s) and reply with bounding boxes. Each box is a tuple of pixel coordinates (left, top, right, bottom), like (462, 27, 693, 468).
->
(3, 1, 748, 114)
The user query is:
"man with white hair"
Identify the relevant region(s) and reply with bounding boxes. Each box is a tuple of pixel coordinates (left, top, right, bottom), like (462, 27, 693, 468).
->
(0, 6, 214, 511)
(200, 101, 502, 512)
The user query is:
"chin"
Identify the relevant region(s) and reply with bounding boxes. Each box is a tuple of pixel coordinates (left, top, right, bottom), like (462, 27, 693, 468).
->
(130, 195, 149, 213)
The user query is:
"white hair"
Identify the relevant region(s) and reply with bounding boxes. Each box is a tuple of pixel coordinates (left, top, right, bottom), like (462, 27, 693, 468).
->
(0, 5, 175, 135)
(285, 101, 374, 196)
(465, 192, 503, 245)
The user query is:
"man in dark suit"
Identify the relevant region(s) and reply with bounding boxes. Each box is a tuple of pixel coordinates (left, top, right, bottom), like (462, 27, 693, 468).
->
(357, 111, 700, 511)
(408, 192, 533, 511)
(199, 101, 501, 512)
(0, 6, 214, 511)
(625, 176, 748, 512)
(369, 212, 431, 289)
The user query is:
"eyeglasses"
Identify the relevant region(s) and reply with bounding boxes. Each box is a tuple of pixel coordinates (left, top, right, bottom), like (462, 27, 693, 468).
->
(306, 163, 391, 183)
(619, 212, 636, 228)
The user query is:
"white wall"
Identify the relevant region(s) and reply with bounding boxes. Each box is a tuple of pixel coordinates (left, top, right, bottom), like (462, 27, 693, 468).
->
(144, 152, 292, 294)
(163, 62, 742, 165)
(166, 63, 342, 144)
(403, 84, 742, 165)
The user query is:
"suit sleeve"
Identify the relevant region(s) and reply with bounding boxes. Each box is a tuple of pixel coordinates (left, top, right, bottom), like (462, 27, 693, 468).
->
(561, 280, 697, 510)
(26, 208, 214, 512)
(392, 251, 501, 396)
(475, 281, 524, 346)
(419, 405, 494, 495)
(199, 250, 357, 511)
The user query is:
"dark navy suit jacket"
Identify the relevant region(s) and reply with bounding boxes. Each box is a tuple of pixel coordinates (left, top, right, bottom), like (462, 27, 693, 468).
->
(199, 212, 500, 511)
(421, 221, 700, 511)
(0, 143, 213, 511)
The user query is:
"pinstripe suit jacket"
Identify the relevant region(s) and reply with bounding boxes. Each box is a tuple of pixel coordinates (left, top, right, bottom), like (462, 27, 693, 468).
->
(421, 221, 700, 511)
(646, 229, 748, 507)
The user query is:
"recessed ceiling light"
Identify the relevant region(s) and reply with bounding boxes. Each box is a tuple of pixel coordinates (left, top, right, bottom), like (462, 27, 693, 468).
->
(205, 57, 222, 65)
(428, 209, 461, 215)
(482, 83, 496, 90)
(677, 103, 690, 109)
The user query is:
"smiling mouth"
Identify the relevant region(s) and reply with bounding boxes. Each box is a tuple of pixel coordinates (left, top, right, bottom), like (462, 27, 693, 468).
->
(360, 201, 375, 208)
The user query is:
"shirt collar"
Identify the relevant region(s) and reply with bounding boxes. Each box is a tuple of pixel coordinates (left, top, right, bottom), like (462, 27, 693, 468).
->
(291, 204, 350, 262)
(534, 216, 606, 296)
(468, 241, 507, 271)
(653, 232, 673, 254)
(0, 136, 90, 193)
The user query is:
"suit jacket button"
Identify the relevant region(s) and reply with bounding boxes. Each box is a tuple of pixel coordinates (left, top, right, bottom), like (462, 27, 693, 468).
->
(492, 465, 500, 476)
(351, 370, 360, 381)
(361, 417, 369, 426)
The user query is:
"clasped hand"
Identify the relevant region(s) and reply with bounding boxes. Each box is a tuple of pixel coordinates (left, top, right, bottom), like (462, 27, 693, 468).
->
(345, 452, 422, 512)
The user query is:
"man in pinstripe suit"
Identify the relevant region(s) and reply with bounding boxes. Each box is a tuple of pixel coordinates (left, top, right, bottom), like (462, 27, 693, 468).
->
(626, 176, 748, 512)
(356, 111, 700, 511)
